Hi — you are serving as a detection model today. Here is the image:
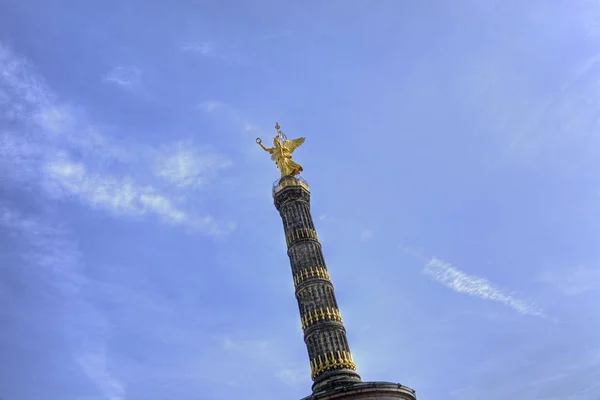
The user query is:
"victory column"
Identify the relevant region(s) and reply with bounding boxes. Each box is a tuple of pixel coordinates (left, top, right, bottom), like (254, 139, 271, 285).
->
(257, 123, 418, 400)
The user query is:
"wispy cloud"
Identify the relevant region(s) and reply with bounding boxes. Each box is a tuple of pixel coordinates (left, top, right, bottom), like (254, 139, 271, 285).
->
(103, 66, 142, 87)
(580, 0, 600, 38)
(452, 344, 600, 400)
(196, 100, 224, 112)
(0, 203, 84, 295)
(539, 265, 600, 296)
(0, 43, 51, 112)
(400, 245, 545, 317)
(360, 229, 374, 241)
(0, 42, 233, 236)
(275, 366, 307, 387)
(74, 310, 127, 400)
(180, 41, 213, 56)
(179, 40, 254, 67)
(34, 105, 133, 163)
(317, 213, 342, 225)
(43, 155, 185, 223)
(255, 30, 293, 42)
(154, 141, 232, 189)
(425, 257, 545, 317)
(0, 204, 126, 400)
(242, 122, 261, 134)
(41, 154, 232, 235)
(218, 335, 308, 387)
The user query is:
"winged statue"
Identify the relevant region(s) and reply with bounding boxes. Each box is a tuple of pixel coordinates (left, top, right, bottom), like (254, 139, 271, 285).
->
(256, 123, 305, 177)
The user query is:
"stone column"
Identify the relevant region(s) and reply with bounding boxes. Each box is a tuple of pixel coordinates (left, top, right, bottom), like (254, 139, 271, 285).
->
(273, 175, 362, 393)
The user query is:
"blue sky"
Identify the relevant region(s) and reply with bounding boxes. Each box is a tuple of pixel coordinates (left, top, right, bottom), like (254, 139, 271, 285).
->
(1, 0, 599, 399)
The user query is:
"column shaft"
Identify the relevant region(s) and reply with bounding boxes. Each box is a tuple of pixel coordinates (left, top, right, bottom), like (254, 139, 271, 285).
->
(274, 177, 361, 392)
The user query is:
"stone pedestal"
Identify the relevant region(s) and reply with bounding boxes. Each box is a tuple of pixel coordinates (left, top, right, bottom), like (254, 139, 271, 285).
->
(302, 382, 417, 400)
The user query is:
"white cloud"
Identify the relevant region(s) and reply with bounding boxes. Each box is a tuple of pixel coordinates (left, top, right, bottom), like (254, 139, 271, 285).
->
(360, 229, 374, 241)
(221, 337, 235, 350)
(0, 42, 233, 237)
(243, 122, 259, 132)
(399, 244, 545, 317)
(275, 366, 307, 387)
(539, 265, 600, 296)
(0, 204, 81, 292)
(452, 344, 600, 400)
(40, 153, 230, 232)
(34, 105, 133, 163)
(35, 104, 75, 134)
(580, 0, 600, 38)
(180, 41, 213, 56)
(318, 213, 341, 225)
(0, 43, 51, 111)
(0, 133, 44, 183)
(0, 204, 85, 294)
(139, 193, 186, 223)
(103, 66, 142, 86)
(40, 155, 231, 234)
(256, 31, 293, 41)
(42, 156, 139, 212)
(425, 257, 545, 317)
(219, 336, 271, 356)
(398, 244, 427, 261)
(76, 338, 126, 400)
(217, 335, 308, 387)
(0, 204, 125, 399)
(154, 141, 232, 189)
(180, 40, 255, 68)
(196, 100, 224, 112)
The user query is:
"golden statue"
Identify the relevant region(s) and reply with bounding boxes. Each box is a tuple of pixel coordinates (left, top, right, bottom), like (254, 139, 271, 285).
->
(256, 122, 305, 177)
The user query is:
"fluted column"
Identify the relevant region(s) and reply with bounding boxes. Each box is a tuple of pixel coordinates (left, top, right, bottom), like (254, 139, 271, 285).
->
(273, 176, 362, 393)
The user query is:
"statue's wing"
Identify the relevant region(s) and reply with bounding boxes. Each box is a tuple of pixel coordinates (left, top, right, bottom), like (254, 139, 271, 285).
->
(283, 137, 305, 154)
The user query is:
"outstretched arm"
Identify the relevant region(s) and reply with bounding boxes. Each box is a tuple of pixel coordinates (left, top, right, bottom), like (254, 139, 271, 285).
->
(256, 138, 274, 152)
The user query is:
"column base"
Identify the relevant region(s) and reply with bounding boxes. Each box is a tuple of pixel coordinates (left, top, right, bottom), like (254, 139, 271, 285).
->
(311, 369, 362, 393)
(302, 381, 417, 400)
